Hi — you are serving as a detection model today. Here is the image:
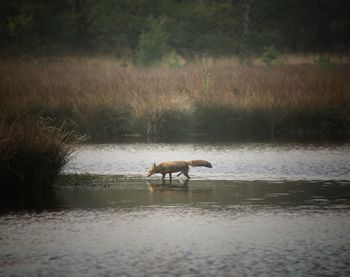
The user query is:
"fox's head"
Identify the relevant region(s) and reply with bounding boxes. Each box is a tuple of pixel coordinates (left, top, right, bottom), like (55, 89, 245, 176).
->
(147, 163, 157, 177)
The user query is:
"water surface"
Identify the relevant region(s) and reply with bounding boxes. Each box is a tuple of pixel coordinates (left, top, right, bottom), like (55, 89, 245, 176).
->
(1, 142, 350, 276)
(66, 142, 350, 181)
(1, 179, 350, 276)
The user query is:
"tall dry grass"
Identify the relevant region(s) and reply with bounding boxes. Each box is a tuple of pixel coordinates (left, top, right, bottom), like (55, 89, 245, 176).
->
(0, 118, 80, 189)
(0, 57, 349, 138)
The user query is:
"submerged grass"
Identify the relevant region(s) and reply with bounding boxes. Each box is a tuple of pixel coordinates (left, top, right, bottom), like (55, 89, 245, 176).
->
(0, 118, 81, 190)
(0, 57, 349, 139)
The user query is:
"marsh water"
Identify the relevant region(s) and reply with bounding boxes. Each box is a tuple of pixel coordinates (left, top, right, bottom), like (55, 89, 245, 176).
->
(66, 142, 350, 180)
(1, 142, 350, 276)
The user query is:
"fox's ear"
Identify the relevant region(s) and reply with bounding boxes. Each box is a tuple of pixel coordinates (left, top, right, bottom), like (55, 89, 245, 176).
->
(153, 163, 156, 168)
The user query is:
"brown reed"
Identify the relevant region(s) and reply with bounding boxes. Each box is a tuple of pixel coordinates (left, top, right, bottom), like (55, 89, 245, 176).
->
(0, 57, 349, 138)
(0, 118, 81, 188)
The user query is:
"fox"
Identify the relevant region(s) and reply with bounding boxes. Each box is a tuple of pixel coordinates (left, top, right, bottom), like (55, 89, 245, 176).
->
(147, 160, 212, 180)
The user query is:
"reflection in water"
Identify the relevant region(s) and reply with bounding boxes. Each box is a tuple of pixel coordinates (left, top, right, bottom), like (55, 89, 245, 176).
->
(2, 178, 348, 210)
(0, 189, 62, 211)
(147, 179, 189, 192)
(0, 179, 350, 275)
(51, 178, 350, 208)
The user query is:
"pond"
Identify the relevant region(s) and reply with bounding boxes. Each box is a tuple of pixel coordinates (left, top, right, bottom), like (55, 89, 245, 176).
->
(1, 142, 350, 276)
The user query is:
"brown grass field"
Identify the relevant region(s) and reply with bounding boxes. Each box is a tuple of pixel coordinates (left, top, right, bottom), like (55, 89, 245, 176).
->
(1, 56, 349, 138)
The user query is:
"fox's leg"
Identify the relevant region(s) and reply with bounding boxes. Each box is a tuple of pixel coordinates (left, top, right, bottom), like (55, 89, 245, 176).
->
(162, 173, 166, 179)
(177, 172, 182, 177)
(183, 170, 191, 179)
(169, 173, 172, 181)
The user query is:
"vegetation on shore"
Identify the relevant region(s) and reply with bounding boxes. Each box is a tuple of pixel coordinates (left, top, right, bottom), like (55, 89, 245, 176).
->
(0, 118, 80, 190)
(1, 56, 349, 140)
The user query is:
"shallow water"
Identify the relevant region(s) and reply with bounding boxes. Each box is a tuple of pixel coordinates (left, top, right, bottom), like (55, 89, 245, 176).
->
(1, 142, 350, 276)
(1, 179, 350, 276)
(65, 142, 350, 181)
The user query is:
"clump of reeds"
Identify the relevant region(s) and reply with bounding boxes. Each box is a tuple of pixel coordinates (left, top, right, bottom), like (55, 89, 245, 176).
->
(0, 118, 81, 189)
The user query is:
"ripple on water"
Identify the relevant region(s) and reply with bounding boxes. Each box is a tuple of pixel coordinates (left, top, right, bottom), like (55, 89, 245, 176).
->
(1, 205, 350, 276)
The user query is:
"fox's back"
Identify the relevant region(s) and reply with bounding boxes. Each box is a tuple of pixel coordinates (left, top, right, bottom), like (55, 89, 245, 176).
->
(157, 161, 189, 173)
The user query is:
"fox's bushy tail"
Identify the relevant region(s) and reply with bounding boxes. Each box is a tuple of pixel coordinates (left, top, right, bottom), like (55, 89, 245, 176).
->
(188, 160, 212, 168)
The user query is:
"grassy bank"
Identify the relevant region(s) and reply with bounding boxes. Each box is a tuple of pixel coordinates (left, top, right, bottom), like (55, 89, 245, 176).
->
(0, 119, 79, 190)
(1, 56, 349, 139)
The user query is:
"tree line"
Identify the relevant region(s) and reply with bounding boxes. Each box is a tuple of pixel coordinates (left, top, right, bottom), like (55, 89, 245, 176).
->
(1, 0, 349, 59)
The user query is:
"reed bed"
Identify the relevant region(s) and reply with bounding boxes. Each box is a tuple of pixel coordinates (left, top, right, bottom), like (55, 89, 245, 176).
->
(0, 119, 80, 189)
(1, 57, 349, 138)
